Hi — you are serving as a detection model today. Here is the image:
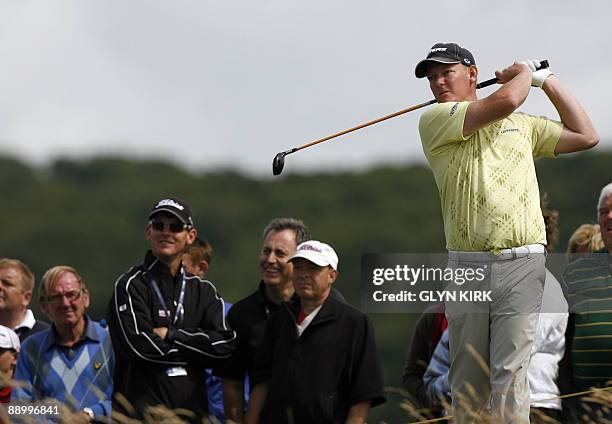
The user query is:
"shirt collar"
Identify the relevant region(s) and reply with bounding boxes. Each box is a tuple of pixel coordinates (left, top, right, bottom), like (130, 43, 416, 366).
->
(13, 309, 36, 331)
(288, 292, 340, 326)
(43, 316, 100, 352)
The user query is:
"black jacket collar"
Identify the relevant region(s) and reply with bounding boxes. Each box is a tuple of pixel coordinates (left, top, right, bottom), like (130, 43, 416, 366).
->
(285, 288, 347, 328)
(255, 280, 298, 311)
(142, 250, 183, 282)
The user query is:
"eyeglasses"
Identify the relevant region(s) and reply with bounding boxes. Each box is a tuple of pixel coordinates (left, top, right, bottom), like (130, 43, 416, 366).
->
(150, 220, 190, 233)
(45, 290, 82, 305)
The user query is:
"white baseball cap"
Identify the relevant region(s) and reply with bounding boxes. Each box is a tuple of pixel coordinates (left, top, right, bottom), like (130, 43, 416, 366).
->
(0, 325, 20, 352)
(290, 240, 339, 270)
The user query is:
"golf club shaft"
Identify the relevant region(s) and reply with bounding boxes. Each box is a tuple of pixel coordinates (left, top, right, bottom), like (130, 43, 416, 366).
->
(294, 99, 436, 153)
(476, 76, 498, 90)
(291, 59, 549, 154)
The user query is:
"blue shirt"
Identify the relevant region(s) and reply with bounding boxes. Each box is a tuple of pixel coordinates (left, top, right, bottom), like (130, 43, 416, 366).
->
(206, 302, 250, 421)
(422, 329, 451, 405)
(12, 318, 115, 421)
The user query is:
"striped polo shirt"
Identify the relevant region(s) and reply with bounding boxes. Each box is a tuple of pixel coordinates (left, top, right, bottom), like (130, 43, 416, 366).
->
(562, 248, 612, 388)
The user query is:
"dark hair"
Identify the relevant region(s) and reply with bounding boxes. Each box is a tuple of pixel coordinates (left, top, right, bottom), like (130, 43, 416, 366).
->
(184, 237, 213, 264)
(262, 218, 311, 245)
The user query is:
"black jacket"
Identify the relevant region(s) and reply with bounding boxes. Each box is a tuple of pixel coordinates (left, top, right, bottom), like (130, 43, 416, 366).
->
(107, 251, 236, 417)
(400, 307, 447, 418)
(252, 293, 385, 424)
(214, 282, 348, 384)
(213, 281, 283, 383)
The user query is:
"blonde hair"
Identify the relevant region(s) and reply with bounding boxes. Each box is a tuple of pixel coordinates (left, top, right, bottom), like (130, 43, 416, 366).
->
(38, 266, 88, 305)
(184, 237, 213, 264)
(0, 258, 34, 292)
(566, 224, 604, 262)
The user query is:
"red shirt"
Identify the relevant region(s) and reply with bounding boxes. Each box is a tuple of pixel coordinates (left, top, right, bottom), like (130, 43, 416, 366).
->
(0, 385, 11, 403)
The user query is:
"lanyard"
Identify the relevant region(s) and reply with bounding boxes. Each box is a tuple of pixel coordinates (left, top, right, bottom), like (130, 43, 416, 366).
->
(146, 268, 186, 327)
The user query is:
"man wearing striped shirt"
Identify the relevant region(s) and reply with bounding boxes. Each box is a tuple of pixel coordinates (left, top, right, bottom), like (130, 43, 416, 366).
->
(562, 182, 612, 420)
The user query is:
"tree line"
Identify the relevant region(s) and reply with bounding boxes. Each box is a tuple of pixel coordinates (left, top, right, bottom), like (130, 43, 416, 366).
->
(1, 150, 609, 420)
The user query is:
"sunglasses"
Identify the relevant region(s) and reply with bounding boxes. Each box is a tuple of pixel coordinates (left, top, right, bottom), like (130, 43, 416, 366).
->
(150, 220, 190, 233)
(45, 289, 83, 305)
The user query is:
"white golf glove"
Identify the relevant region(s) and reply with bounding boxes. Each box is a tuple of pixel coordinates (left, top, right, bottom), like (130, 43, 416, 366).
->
(519, 59, 553, 88)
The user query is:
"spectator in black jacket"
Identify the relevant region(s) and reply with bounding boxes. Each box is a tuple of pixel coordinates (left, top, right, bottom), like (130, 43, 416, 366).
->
(401, 304, 447, 419)
(0, 259, 49, 342)
(107, 197, 236, 422)
(214, 217, 311, 422)
(247, 240, 385, 424)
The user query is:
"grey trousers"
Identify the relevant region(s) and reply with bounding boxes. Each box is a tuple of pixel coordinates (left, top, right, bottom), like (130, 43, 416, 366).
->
(445, 251, 546, 424)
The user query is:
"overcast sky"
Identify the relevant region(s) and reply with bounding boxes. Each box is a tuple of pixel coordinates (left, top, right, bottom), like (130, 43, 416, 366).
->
(0, 1, 610, 176)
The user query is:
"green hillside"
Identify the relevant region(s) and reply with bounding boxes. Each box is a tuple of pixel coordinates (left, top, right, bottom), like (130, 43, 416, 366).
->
(1, 150, 610, 421)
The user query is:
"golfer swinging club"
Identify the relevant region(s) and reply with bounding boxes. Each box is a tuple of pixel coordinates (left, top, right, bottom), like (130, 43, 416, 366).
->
(415, 43, 598, 423)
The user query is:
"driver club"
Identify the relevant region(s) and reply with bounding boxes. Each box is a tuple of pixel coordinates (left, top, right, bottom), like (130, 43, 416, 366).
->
(272, 60, 549, 176)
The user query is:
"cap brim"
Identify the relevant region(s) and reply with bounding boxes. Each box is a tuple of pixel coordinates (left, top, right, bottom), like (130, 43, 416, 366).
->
(289, 251, 335, 269)
(415, 56, 461, 78)
(149, 208, 189, 225)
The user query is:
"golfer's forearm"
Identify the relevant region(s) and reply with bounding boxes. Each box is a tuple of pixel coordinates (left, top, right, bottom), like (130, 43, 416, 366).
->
(493, 67, 532, 111)
(465, 65, 532, 135)
(543, 76, 598, 142)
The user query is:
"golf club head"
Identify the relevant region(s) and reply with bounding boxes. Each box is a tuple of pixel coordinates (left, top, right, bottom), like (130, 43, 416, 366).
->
(272, 152, 286, 176)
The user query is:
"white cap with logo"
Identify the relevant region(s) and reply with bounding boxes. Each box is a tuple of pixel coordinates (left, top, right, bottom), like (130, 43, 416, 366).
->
(0, 325, 20, 352)
(290, 240, 339, 270)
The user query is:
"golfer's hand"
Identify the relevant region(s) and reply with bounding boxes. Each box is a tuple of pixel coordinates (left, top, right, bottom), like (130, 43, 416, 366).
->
(519, 59, 553, 88)
(153, 326, 169, 340)
(495, 62, 530, 84)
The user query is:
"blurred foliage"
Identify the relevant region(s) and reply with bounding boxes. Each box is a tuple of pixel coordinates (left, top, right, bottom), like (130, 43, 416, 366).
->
(1, 150, 610, 421)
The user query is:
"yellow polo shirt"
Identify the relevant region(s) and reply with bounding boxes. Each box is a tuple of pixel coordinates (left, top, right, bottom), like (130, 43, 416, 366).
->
(419, 101, 562, 252)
